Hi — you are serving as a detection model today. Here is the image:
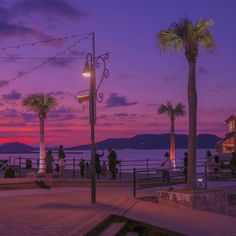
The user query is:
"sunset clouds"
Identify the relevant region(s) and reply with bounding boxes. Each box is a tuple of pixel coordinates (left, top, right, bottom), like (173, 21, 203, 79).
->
(106, 93, 137, 108)
(0, 0, 235, 146)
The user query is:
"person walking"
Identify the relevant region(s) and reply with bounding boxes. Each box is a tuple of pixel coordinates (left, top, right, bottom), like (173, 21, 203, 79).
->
(160, 152, 172, 185)
(58, 145, 66, 181)
(95, 149, 104, 179)
(45, 150, 54, 189)
(79, 158, 85, 178)
(107, 148, 117, 179)
(183, 152, 188, 183)
(230, 152, 236, 177)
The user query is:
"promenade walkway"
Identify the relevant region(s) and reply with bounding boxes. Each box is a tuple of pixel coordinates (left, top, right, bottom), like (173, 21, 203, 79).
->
(0, 179, 236, 235)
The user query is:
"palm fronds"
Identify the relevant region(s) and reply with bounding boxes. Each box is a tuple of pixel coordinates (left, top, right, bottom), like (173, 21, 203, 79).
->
(158, 101, 186, 118)
(157, 17, 215, 58)
(23, 93, 57, 117)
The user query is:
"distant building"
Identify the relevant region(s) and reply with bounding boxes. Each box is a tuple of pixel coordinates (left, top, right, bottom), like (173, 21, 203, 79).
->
(217, 114, 236, 153)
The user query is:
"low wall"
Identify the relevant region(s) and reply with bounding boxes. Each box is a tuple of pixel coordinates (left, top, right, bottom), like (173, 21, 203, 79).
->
(157, 189, 227, 214)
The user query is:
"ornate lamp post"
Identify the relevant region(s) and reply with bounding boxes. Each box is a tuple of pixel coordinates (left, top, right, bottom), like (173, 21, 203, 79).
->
(81, 32, 109, 203)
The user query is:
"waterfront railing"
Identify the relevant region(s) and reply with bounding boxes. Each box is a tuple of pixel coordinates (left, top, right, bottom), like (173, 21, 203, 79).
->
(0, 155, 234, 181)
(0, 155, 206, 178)
(133, 162, 236, 197)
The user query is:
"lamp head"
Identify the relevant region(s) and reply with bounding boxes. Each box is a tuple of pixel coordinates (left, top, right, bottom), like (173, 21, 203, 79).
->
(77, 94, 89, 104)
(82, 61, 92, 78)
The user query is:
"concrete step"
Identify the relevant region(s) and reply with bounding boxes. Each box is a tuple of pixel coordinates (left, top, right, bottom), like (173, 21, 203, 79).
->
(99, 222, 126, 236)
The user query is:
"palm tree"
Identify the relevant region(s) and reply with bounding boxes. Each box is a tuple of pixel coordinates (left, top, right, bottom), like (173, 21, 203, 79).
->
(158, 102, 185, 167)
(23, 93, 57, 173)
(157, 17, 215, 189)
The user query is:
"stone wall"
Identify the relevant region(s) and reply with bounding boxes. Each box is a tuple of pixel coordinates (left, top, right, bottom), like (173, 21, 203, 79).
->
(157, 189, 227, 214)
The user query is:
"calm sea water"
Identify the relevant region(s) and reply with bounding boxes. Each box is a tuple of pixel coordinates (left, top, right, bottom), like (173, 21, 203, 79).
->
(0, 148, 214, 160)
(0, 148, 214, 171)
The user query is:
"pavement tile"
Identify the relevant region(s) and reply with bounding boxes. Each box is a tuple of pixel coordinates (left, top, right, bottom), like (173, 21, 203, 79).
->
(0, 180, 236, 235)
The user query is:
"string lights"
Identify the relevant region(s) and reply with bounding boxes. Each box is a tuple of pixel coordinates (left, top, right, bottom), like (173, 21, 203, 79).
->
(0, 33, 91, 51)
(0, 33, 92, 85)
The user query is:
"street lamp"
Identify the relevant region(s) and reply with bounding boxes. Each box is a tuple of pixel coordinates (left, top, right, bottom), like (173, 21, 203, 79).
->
(81, 32, 110, 203)
(82, 61, 92, 78)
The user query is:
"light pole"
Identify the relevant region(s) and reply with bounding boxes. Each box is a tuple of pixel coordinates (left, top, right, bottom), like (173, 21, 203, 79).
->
(81, 32, 109, 203)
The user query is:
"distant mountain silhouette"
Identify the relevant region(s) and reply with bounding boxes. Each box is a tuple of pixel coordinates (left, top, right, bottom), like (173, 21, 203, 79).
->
(69, 133, 221, 150)
(0, 134, 221, 152)
(0, 142, 37, 153)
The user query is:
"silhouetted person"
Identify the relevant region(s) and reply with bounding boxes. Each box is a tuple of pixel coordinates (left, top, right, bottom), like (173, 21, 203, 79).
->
(107, 148, 117, 179)
(205, 150, 213, 173)
(79, 158, 85, 178)
(160, 152, 172, 185)
(45, 150, 54, 189)
(55, 164, 60, 175)
(230, 152, 236, 177)
(101, 161, 108, 177)
(95, 149, 104, 179)
(214, 154, 220, 178)
(58, 145, 66, 181)
(85, 162, 91, 178)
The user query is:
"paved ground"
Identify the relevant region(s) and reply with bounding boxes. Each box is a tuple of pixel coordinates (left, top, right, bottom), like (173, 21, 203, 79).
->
(0, 187, 139, 236)
(0, 179, 236, 235)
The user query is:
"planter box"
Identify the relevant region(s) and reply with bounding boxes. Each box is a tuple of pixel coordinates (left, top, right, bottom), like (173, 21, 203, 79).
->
(157, 189, 227, 214)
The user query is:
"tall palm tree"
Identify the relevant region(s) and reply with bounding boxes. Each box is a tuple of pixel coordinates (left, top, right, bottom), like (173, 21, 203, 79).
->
(157, 17, 215, 189)
(23, 93, 57, 173)
(158, 102, 185, 167)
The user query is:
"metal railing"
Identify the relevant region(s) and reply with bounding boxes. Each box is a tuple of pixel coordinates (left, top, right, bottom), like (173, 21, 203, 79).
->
(133, 166, 192, 197)
(1, 156, 165, 178)
(0, 155, 235, 182)
(132, 161, 235, 197)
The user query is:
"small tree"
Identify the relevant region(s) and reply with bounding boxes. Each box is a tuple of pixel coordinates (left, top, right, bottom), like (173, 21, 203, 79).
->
(158, 102, 186, 166)
(23, 93, 57, 172)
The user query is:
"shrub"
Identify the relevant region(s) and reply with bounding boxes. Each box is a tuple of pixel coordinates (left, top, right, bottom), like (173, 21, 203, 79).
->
(26, 159, 32, 169)
(4, 167, 15, 178)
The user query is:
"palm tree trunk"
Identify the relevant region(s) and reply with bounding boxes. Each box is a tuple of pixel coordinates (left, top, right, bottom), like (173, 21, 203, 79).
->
(170, 115, 175, 167)
(234, 137, 236, 152)
(38, 115, 45, 173)
(187, 60, 197, 189)
(234, 122, 236, 152)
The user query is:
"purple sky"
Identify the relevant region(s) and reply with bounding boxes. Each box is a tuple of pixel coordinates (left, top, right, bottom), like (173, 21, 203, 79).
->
(0, 0, 235, 146)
